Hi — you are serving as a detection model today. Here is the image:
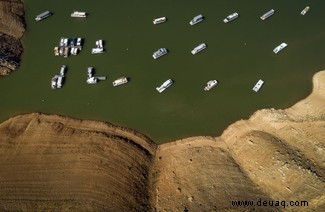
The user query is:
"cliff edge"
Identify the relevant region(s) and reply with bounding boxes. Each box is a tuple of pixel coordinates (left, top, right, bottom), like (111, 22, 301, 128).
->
(0, 0, 25, 76)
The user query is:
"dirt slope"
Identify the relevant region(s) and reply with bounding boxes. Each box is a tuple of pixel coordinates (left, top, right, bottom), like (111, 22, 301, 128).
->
(0, 113, 157, 211)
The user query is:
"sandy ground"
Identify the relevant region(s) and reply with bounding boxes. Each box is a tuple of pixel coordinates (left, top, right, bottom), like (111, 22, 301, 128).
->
(0, 71, 324, 211)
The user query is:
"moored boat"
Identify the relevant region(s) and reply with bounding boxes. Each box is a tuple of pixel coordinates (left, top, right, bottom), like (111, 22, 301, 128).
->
(152, 48, 168, 59)
(189, 14, 204, 25)
(71, 11, 87, 18)
(54, 47, 59, 56)
(153, 17, 167, 24)
(87, 67, 94, 78)
(204, 80, 218, 91)
(35, 11, 52, 21)
(260, 9, 275, 20)
(223, 12, 239, 23)
(301, 6, 310, 15)
(51, 75, 59, 89)
(191, 43, 207, 55)
(113, 77, 128, 86)
(252, 79, 264, 92)
(156, 79, 173, 93)
(273, 42, 287, 54)
(87, 77, 98, 84)
(60, 65, 66, 76)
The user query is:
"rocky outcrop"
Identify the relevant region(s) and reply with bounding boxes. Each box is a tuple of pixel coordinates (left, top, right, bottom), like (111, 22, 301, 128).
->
(0, 0, 25, 76)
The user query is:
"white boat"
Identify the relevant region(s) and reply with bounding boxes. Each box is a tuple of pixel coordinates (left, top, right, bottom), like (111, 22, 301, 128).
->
(63, 47, 69, 58)
(189, 14, 204, 26)
(98, 40, 103, 48)
(59, 37, 64, 46)
(153, 17, 166, 24)
(76, 38, 82, 46)
(301, 6, 310, 15)
(113, 77, 128, 86)
(87, 67, 94, 78)
(223, 12, 239, 23)
(260, 9, 275, 20)
(57, 76, 64, 88)
(191, 43, 207, 55)
(204, 80, 218, 91)
(92, 48, 104, 54)
(87, 77, 98, 84)
(60, 65, 66, 76)
(51, 75, 59, 89)
(35, 11, 52, 21)
(70, 47, 78, 55)
(253, 79, 264, 92)
(71, 11, 87, 18)
(273, 42, 288, 54)
(156, 79, 173, 93)
(63, 38, 68, 46)
(152, 48, 168, 59)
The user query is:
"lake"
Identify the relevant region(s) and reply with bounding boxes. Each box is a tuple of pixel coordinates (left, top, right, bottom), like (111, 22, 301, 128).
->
(0, 0, 324, 143)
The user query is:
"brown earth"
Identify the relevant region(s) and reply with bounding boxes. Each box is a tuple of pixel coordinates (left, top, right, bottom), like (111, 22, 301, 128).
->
(0, 0, 25, 76)
(0, 70, 324, 211)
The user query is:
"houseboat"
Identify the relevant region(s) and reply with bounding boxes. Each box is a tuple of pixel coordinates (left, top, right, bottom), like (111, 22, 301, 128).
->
(60, 65, 66, 76)
(156, 79, 173, 93)
(223, 12, 239, 23)
(301, 6, 310, 15)
(152, 48, 168, 59)
(87, 67, 94, 78)
(191, 43, 207, 55)
(113, 77, 128, 86)
(253, 79, 264, 92)
(273, 42, 287, 54)
(153, 17, 167, 24)
(260, 9, 275, 20)
(204, 80, 218, 91)
(35, 11, 52, 21)
(71, 11, 87, 18)
(189, 14, 204, 25)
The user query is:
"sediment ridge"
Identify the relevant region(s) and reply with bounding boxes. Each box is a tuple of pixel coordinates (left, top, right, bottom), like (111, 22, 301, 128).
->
(0, 0, 25, 76)
(0, 70, 324, 211)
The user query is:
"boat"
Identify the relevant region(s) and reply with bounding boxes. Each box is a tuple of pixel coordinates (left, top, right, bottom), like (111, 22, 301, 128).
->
(59, 47, 64, 56)
(189, 14, 204, 25)
(60, 65, 66, 76)
(204, 80, 218, 91)
(113, 77, 128, 86)
(223, 12, 239, 23)
(87, 67, 94, 78)
(260, 9, 275, 20)
(71, 11, 87, 18)
(92, 48, 104, 54)
(98, 40, 103, 48)
(191, 43, 207, 55)
(76, 38, 82, 46)
(51, 75, 59, 89)
(63, 38, 68, 46)
(301, 6, 310, 15)
(273, 42, 287, 54)
(70, 47, 78, 55)
(57, 76, 64, 88)
(156, 79, 173, 93)
(87, 77, 98, 84)
(54, 47, 59, 56)
(152, 48, 168, 59)
(70, 37, 77, 46)
(63, 47, 69, 57)
(153, 17, 167, 24)
(59, 37, 65, 46)
(253, 79, 264, 92)
(35, 11, 52, 21)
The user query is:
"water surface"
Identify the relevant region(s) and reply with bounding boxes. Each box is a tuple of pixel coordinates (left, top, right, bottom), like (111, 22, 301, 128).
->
(0, 0, 324, 143)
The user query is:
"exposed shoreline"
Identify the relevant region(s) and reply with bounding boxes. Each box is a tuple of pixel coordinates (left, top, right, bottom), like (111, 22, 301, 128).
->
(0, 70, 324, 210)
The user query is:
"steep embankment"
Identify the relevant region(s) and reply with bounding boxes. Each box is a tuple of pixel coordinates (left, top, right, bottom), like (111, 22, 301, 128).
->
(0, 113, 157, 211)
(0, 0, 25, 76)
(149, 71, 325, 211)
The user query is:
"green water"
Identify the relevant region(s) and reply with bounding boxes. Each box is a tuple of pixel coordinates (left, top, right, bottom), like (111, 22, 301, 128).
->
(0, 0, 324, 143)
